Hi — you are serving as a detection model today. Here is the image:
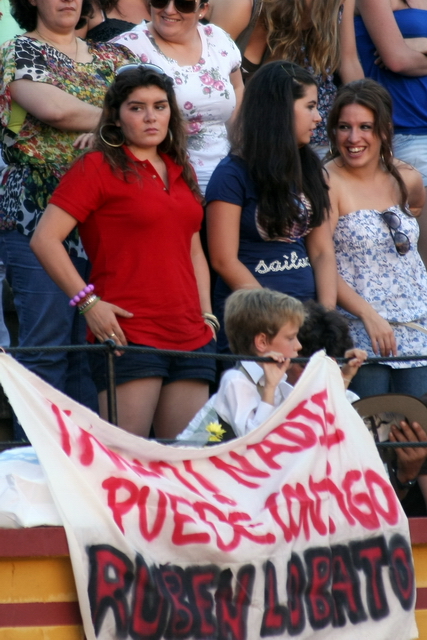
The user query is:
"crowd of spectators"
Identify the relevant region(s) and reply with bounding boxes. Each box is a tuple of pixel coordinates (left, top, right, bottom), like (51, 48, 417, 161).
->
(2, 0, 427, 509)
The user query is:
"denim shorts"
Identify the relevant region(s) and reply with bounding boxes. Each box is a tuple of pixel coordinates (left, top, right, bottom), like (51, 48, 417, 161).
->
(89, 339, 217, 393)
(393, 133, 427, 187)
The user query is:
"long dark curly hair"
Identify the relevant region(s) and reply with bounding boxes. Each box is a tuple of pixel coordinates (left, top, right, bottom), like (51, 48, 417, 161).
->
(231, 60, 330, 239)
(93, 66, 201, 199)
(10, 0, 93, 31)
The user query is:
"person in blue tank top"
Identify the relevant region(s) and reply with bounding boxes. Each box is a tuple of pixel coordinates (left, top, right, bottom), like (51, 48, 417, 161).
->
(205, 60, 337, 354)
(355, 0, 427, 263)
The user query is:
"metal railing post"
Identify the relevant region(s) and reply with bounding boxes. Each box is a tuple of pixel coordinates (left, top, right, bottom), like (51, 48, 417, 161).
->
(104, 340, 118, 426)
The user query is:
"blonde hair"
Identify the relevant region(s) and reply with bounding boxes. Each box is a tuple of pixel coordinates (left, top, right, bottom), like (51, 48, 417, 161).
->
(264, 0, 343, 76)
(224, 288, 305, 356)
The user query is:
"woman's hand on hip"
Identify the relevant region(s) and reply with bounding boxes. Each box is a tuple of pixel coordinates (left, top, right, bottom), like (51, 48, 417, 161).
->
(361, 308, 397, 357)
(84, 300, 133, 347)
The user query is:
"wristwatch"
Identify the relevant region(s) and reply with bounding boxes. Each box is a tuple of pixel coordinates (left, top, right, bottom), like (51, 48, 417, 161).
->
(392, 465, 417, 490)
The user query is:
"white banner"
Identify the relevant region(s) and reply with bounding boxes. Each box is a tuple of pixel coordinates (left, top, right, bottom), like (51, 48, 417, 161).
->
(0, 352, 418, 640)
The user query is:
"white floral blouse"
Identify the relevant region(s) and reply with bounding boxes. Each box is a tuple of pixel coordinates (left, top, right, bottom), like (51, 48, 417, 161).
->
(112, 23, 241, 193)
(334, 206, 427, 368)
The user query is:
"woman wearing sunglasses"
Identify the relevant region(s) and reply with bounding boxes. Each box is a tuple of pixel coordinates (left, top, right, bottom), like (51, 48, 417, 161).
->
(111, 0, 244, 194)
(326, 79, 427, 397)
(31, 66, 216, 438)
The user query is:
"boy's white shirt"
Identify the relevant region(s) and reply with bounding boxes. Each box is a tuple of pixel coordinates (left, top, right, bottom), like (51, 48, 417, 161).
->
(214, 361, 360, 438)
(213, 361, 294, 438)
(177, 356, 360, 444)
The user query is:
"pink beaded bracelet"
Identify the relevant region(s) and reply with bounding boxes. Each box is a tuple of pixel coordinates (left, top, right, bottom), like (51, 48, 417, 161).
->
(69, 284, 95, 307)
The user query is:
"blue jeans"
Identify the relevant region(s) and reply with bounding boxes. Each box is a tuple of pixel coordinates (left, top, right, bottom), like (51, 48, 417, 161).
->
(350, 363, 427, 398)
(0, 230, 98, 437)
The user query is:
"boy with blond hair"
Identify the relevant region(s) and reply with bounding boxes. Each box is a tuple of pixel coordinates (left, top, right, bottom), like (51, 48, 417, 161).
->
(216, 288, 305, 437)
(179, 289, 365, 443)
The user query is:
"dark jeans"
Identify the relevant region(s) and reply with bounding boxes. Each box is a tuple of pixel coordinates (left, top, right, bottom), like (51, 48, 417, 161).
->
(0, 230, 98, 438)
(350, 363, 427, 398)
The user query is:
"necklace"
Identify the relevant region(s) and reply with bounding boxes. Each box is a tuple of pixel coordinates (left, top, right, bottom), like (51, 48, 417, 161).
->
(34, 29, 79, 61)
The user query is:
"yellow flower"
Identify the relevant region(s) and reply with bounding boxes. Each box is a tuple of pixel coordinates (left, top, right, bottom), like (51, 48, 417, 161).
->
(206, 421, 226, 442)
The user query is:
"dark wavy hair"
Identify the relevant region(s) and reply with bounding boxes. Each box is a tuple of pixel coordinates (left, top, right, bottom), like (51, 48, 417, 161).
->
(93, 66, 201, 199)
(231, 60, 330, 239)
(327, 78, 408, 208)
(298, 300, 353, 358)
(10, 0, 93, 31)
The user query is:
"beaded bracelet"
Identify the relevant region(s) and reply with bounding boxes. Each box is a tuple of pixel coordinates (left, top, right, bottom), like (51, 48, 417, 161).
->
(76, 292, 93, 308)
(78, 295, 100, 314)
(69, 284, 95, 307)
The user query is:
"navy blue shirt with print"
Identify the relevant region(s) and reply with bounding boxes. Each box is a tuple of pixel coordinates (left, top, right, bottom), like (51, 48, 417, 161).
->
(206, 154, 316, 352)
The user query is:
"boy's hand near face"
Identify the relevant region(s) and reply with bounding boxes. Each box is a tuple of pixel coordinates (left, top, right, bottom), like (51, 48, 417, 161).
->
(261, 351, 291, 406)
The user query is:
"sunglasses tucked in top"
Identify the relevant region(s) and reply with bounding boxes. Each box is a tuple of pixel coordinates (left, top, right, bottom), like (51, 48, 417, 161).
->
(150, 0, 202, 14)
(380, 209, 411, 256)
(116, 62, 168, 77)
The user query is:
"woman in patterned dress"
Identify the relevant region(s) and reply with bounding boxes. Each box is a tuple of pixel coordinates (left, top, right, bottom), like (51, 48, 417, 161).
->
(0, 0, 135, 434)
(111, 0, 244, 194)
(326, 79, 427, 397)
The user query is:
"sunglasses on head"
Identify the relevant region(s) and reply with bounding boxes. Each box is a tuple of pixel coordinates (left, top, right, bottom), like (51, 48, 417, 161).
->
(150, 0, 201, 14)
(380, 209, 411, 256)
(116, 62, 168, 77)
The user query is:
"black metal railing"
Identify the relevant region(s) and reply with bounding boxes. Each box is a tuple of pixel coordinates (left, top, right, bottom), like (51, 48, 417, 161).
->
(1, 344, 427, 451)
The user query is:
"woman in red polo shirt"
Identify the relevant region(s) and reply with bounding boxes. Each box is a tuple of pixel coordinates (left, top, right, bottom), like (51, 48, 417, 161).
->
(31, 64, 216, 439)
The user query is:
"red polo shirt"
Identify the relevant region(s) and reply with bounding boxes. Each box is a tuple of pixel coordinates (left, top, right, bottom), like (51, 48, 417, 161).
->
(50, 149, 212, 350)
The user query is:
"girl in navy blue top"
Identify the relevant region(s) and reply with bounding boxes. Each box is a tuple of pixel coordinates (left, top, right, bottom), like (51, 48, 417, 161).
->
(206, 60, 337, 353)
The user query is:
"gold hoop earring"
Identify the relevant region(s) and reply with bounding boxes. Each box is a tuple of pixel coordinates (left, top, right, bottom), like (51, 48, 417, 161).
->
(99, 124, 125, 148)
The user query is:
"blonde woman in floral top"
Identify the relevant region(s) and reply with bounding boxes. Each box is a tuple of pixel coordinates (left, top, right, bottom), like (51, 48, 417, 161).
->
(0, 0, 135, 437)
(113, 0, 244, 194)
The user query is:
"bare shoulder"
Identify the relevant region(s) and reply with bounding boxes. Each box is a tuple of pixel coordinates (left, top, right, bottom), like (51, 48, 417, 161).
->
(323, 160, 347, 205)
(395, 157, 422, 183)
(394, 158, 424, 192)
(394, 158, 425, 216)
(323, 159, 345, 185)
(323, 161, 344, 229)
